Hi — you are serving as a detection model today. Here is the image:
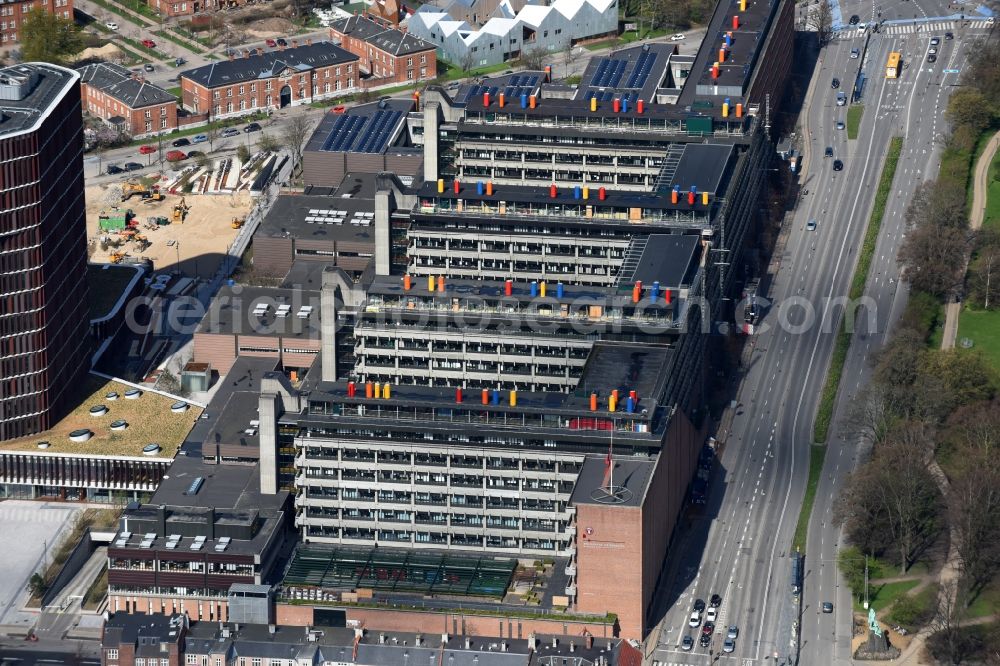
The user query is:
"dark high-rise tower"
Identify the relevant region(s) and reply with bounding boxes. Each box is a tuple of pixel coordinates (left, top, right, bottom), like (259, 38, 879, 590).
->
(0, 64, 90, 441)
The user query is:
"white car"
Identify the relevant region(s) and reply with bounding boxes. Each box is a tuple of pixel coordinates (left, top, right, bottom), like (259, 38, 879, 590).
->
(688, 611, 701, 627)
(105, 21, 119, 30)
(856, 22, 867, 32)
(806, 220, 817, 231)
(706, 607, 718, 623)
(670, 33, 686, 41)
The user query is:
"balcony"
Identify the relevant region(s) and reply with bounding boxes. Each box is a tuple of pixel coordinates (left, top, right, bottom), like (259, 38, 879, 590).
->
(565, 562, 577, 576)
(565, 584, 577, 597)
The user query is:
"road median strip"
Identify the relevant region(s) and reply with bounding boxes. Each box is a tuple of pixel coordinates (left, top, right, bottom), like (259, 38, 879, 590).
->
(813, 136, 903, 444)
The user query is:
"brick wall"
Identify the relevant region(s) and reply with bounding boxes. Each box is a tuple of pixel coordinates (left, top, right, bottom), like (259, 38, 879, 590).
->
(0, 0, 72, 45)
(81, 82, 179, 138)
(329, 28, 436, 84)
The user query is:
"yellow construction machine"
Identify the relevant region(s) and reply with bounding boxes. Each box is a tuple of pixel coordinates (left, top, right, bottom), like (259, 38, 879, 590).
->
(121, 181, 149, 201)
(110, 251, 128, 264)
(172, 196, 190, 224)
(231, 216, 245, 229)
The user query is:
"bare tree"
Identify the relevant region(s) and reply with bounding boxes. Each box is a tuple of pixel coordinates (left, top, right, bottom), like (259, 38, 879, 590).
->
(257, 131, 281, 153)
(282, 113, 313, 172)
(843, 383, 899, 447)
(459, 50, 476, 74)
(520, 46, 546, 70)
(815, 0, 833, 46)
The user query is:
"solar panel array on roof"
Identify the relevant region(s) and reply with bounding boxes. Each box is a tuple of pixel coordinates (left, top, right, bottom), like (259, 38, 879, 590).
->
(624, 51, 657, 89)
(583, 90, 641, 105)
(318, 109, 403, 154)
(463, 84, 499, 104)
(502, 74, 539, 100)
(590, 58, 627, 88)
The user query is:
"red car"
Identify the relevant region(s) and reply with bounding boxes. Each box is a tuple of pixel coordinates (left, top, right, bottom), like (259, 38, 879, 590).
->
(138, 145, 156, 155)
(141, 39, 156, 48)
(166, 150, 187, 162)
(265, 38, 277, 47)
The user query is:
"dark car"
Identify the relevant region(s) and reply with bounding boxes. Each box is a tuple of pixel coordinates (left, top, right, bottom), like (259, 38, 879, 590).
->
(849, 14, 860, 24)
(833, 159, 844, 171)
(124, 162, 143, 172)
(822, 601, 834, 613)
(174, 57, 186, 66)
(172, 137, 191, 147)
(693, 598, 706, 612)
(244, 122, 262, 133)
(927, 54, 937, 63)
(825, 146, 834, 157)
(106, 164, 124, 175)
(700, 634, 711, 648)
(276, 37, 288, 46)
(143, 63, 155, 72)
(831, 77, 840, 89)
(710, 594, 722, 608)
(187, 150, 205, 158)
(945, 31, 954, 39)
(702, 622, 715, 636)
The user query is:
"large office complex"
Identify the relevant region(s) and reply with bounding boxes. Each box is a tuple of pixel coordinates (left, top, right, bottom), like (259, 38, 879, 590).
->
(113, 0, 792, 641)
(0, 64, 91, 442)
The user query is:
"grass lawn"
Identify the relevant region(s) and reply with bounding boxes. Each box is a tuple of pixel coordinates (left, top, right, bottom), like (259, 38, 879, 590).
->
(847, 105, 863, 140)
(852, 579, 922, 612)
(957, 308, 1000, 370)
(966, 579, 1000, 619)
(982, 148, 1000, 229)
(167, 86, 182, 98)
(0, 374, 200, 458)
(584, 28, 669, 51)
(87, 264, 140, 320)
(792, 444, 827, 551)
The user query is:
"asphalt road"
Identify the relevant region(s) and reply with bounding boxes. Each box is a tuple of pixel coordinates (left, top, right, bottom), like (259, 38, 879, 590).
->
(646, 14, 987, 666)
(799, 17, 981, 666)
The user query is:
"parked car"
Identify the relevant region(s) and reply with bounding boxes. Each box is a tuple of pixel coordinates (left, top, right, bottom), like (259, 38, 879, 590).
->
(174, 57, 186, 66)
(172, 137, 191, 147)
(191, 134, 208, 144)
(244, 122, 262, 133)
(166, 150, 187, 161)
(266, 38, 277, 47)
(106, 164, 124, 175)
(143, 63, 155, 72)
(833, 159, 844, 171)
(106, 21, 119, 30)
(276, 38, 288, 46)
(142, 39, 156, 48)
(187, 150, 205, 158)
(139, 145, 157, 154)
(670, 33, 685, 41)
(221, 128, 240, 138)
(124, 162, 143, 171)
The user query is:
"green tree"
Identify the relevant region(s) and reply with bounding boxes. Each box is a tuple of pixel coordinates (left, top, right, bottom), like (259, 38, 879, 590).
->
(28, 573, 47, 598)
(19, 9, 82, 66)
(946, 89, 993, 135)
(236, 144, 250, 163)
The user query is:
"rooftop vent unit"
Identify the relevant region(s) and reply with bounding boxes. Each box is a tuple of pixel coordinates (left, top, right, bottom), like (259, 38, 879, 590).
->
(214, 536, 232, 552)
(165, 534, 182, 549)
(114, 531, 132, 547)
(190, 535, 207, 551)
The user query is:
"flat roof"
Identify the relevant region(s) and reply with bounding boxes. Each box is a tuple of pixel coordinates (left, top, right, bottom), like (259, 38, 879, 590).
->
(305, 98, 413, 155)
(569, 454, 657, 508)
(0, 374, 199, 458)
(258, 192, 379, 243)
(0, 63, 78, 139)
(628, 234, 702, 287)
(576, 342, 674, 402)
(196, 285, 322, 339)
(414, 180, 716, 216)
(668, 143, 737, 193)
(451, 70, 544, 105)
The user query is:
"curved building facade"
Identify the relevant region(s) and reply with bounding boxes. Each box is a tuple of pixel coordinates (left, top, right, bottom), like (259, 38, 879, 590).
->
(0, 64, 91, 441)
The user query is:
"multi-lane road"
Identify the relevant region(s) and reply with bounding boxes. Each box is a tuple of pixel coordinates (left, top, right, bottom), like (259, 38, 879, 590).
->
(647, 7, 987, 666)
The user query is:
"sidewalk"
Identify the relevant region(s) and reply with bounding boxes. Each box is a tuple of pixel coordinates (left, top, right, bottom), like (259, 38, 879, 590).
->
(941, 129, 1000, 349)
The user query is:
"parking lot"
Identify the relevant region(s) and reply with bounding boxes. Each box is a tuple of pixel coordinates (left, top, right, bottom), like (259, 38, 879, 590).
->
(0, 501, 83, 631)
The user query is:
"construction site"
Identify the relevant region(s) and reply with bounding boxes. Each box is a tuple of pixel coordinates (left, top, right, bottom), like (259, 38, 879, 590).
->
(86, 179, 253, 279)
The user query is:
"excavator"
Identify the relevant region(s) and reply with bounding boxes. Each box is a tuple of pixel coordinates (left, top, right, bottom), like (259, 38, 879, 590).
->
(231, 216, 245, 229)
(122, 180, 166, 203)
(110, 251, 128, 264)
(172, 196, 190, 224)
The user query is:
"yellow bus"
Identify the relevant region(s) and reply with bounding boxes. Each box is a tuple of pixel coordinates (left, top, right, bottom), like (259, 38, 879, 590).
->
(886, 52, 902, 79)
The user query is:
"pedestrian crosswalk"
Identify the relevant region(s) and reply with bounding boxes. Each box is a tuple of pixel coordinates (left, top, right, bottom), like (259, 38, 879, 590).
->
(831, 18, 994, 39)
